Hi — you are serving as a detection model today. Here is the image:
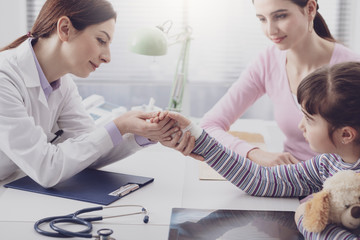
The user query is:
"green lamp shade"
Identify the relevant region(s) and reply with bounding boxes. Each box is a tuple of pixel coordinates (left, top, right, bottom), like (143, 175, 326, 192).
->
(130, 27, 168, 56)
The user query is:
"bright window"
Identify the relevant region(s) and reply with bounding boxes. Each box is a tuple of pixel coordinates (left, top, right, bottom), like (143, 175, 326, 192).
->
(27, 0, 356, 83)
(26, 0, 358, 117)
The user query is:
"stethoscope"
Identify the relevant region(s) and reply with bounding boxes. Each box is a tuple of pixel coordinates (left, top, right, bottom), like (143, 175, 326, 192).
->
(34, 204, 149, 239)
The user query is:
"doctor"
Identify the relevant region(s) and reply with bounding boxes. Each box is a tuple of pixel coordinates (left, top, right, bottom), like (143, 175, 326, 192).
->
(0, 0, 176, 187)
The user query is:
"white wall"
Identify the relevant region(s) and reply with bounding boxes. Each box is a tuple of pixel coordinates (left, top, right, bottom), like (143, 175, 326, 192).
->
(351, 1, 360, 54)
(0, 0, 27, 48)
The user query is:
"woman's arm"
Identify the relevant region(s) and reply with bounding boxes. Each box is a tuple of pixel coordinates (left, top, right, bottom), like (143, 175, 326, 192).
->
(200, 67, 265, 156)
(200, 47, 301, 166)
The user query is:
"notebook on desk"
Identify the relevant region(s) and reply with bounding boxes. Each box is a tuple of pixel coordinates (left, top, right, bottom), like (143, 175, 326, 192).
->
(4, 168, 154, 205)
(168, 208, 304, 240)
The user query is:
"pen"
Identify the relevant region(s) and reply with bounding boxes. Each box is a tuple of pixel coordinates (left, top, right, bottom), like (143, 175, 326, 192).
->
(50, 129, 63, 143)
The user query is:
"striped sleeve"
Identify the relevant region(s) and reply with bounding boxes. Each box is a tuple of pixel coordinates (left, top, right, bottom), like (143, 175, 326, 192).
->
(193, 131, 323, 197)
(297, 215, 359, 239)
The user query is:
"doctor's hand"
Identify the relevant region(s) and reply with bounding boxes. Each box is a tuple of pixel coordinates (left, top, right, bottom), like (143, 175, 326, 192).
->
(247, 148, 300, 167)
(113, 110, 179, 142)
(152, 111, 204, 161)
(150, 111, 190, 128)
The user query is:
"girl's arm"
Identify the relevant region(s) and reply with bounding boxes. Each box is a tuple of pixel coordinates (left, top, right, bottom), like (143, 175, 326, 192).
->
(296, 215, 359, 240)
(193, 130, 323, 197)
(161, 111, 322, 197)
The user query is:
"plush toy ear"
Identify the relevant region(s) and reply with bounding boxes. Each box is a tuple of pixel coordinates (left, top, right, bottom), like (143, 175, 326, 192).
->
(303, 190, 331, 232)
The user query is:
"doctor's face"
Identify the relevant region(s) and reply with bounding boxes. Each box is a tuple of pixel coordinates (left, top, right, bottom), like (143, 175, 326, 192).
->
(66, 19, 115, 78)
(253, 0, 310, 50)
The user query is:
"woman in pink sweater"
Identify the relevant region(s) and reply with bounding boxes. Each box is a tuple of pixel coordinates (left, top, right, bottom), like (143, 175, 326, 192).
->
(200, 0, 360, 166)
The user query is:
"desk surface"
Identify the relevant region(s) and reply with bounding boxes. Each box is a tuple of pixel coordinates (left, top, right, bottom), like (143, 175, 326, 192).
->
(0, 119, 299, 239)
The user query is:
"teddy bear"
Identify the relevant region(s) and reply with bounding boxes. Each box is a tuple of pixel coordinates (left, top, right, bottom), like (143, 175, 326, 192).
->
(302, 170, 360, 233)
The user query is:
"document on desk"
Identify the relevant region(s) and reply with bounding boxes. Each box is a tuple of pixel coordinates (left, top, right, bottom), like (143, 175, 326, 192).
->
(168, 208, 304, 240)
(4, 168, 154, 205)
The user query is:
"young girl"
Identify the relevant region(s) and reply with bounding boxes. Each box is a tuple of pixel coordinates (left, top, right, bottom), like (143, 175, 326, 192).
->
(158, 61, 360, 239)
(0, 0, 176, 187)
(200, 0, 360, 167)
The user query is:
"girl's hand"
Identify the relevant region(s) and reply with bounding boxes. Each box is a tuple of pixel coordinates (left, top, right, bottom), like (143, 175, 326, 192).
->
(247, 148, 300, 166)
(155, 111, 204, 161)
(167, 111, 191, 129)
(160, 130, 204, 161)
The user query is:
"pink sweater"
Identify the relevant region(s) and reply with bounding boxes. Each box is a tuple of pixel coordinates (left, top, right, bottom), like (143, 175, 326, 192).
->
(200, 43, 360, 161)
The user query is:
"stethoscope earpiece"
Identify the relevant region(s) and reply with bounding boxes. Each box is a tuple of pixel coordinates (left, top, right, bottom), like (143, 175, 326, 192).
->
(143, 215, 149, 223)
(141, 207, 149, 223)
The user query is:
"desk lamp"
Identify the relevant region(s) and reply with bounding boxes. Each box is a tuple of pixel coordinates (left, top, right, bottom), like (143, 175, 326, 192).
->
(130, 20, 192, 112)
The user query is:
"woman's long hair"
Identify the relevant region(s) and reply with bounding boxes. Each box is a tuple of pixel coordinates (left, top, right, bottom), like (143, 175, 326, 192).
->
(0, 0, 117, 52)
(290, 0, 335, 41)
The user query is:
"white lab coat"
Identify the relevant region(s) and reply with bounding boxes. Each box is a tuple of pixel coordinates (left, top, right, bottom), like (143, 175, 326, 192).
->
(0, 40, 144, 187)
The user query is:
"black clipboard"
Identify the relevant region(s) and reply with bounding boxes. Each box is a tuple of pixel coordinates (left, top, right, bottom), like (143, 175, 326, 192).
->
(4, 168, 154, 205)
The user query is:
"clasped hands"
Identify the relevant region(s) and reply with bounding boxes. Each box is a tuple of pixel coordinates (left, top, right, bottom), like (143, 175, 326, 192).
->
(150, 111, 203, 160)
(113, 110, 202, 160)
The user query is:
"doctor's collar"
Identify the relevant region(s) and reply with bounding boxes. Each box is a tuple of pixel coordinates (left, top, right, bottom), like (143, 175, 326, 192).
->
(28, 39, 61, 99)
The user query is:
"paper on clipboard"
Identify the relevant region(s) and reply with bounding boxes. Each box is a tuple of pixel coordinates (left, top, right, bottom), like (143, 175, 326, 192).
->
(199, 131, 266, 181)
(4, 168, 154, 205)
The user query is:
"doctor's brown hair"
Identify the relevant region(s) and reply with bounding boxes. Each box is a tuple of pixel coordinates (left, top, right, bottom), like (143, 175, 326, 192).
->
(252, 0, 335, 41)
(297, 61, 360, 143)
(0, 0, 116, 52)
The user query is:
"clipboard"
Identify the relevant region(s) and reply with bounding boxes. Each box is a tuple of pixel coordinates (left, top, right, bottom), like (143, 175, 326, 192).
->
(4, 168, 154, 205)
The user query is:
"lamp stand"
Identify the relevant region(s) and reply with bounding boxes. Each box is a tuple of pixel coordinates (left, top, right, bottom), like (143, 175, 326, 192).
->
(167, 28, 192, 113)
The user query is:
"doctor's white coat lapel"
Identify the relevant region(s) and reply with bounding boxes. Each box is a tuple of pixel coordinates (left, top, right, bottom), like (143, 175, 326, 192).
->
(14, 39, 65, 136)
(16, 39, 49, 109)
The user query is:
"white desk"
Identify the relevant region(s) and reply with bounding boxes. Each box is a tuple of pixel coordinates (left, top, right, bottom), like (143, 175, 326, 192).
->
(0, 119, 299, 239)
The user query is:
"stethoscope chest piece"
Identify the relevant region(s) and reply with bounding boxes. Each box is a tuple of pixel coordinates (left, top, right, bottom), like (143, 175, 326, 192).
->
(95, 228, 115, 240)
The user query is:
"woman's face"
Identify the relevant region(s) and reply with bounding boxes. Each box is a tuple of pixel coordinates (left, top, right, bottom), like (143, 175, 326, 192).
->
(253, 0, 310, 50)
(65, 18, 115, 78)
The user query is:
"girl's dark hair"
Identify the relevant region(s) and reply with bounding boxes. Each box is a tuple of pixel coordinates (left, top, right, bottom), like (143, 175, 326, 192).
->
(253, 0, 335, 42)
(297, 62, 360, 143)
(0, 0, 117, 52)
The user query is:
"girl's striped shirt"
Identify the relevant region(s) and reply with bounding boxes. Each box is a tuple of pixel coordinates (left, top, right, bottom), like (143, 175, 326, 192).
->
(192, 131, 360, 239)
